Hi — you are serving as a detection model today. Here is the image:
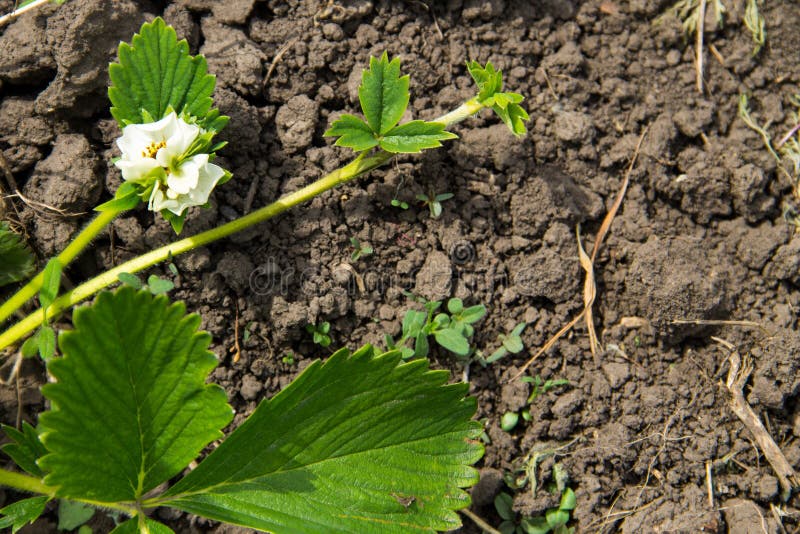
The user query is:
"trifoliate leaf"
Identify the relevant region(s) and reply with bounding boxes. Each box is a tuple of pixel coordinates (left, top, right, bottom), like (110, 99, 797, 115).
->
(360, 52, 409, 135)
(434, 328, 470, 356)
(493, 102, 529, 137)
(111, 517, 174, 534)
(39, 287, 233, 503)
(0, 222, 35, 288)
(324, 114, 379, 152)
(1, 422, 47, 477)
(109, 18, 227, 132)
(0, 496, 49, 533)
(57, 500, 94, 531)
(379, 120, 458, 153)
(467, 60, 503, 102)
(159, 346, 482, 533)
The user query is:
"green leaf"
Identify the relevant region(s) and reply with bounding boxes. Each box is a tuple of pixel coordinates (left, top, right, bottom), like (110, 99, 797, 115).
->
(467, 61, 503, 102)
(117, 272, 144, 289)
(162, 209, 186, 234)
(0, 496, 49, 533)
(39, 287, 233, 503)
(402, 310, 427, 337)
(521, 516, 551, 534)
(0, 222, 35, 287)
(559, 488, 577, 511)
(40, 258, 62, 311)
(503, 335, 524, 354)
(57, 500, 95, 531)
(379, 121, 458, 153)
(494, 492, 514, 521)
(493, 102, 529, 137)
(1, 422, 47, 477)
(447, 298, 464, 315)
(146, 275, 174, 295)
(110, 518, 174, 534)
(360, 52, 409, 135)
(546, 508, 570, 528)
(20, 335, 40, 359)
(160, 346, 482, 533)
(434, 328, 470, 356)
(108, 18, 226, 131)
(324, 114, 379, 152)
(459, 305, 486, 324)
(37, 325, 56, 360)
(95, 190, 141, 213)
(414, 331, 429, 358)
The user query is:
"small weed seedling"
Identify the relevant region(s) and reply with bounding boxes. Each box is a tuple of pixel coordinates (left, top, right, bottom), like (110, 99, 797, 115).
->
(417, 191, 454, 219)
(306, 321, 332, 348)
(349, 236, 374, 261)
(494, 488, 576, 534)
(477, 322, 526, 367)
(118, 272, 175, 295)
(281, 352, 296, 365)
(501, 376, 569, 432)
(386, 297, 486, 359)
(658, 0, 765, 55)
(391, 197, 410, 210)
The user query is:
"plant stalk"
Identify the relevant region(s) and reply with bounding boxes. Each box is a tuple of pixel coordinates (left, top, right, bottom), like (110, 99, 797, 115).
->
(0, 207, 124, 325)
(0, 467, 54, 496)
(0, 101, 486, 352)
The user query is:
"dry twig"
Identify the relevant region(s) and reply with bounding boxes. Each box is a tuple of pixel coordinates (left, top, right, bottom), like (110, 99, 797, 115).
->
(717, 338, 799, 500)
(459, 508, 501, 534)
(696, 0, 707, 93)
(511, 128, 647, 380)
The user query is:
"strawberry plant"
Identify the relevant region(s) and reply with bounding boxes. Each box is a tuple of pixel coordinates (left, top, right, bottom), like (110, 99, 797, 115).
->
(0, 17, 529, 532)
(0, 288, 481, 533)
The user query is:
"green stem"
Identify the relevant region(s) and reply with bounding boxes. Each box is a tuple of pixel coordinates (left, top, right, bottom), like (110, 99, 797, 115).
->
(0, 208, 124, 325)
(0, 469, 148, 518)
(0, 100, 486, 352)
(0, 467, 54, 496)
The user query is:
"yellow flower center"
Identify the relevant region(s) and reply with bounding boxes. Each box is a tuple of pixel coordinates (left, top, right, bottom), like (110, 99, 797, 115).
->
(141, 140, 166, 159)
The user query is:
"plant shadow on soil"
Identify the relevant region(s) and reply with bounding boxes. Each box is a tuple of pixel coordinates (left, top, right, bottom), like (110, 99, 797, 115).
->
(1, 0, 800, 532)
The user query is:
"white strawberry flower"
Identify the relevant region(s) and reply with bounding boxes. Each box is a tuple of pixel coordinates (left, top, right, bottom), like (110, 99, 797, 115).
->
(114, 112, 225, 216)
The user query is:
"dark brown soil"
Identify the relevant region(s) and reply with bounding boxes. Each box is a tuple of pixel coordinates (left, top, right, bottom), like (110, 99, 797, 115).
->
(2, 0, 800, 532)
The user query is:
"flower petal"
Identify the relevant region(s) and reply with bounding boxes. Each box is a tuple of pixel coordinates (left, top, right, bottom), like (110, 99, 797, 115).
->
(167, 154, 206, 194)
(188, 161, 225, 204)
(115, 157, 161, 182)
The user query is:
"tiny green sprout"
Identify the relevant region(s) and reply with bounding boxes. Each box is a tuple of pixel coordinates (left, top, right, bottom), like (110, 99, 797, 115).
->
(496, 487, 577, 534)
(118, 272, 174, 295)
(390, 198, 409, 210)
(349, 237, 374, 261)
(306, 321, 332, 348)
(500, 412, 519, 432)
(482, 322, 526, 366)
(281, 352, 296, 365)
(416, 191, 454, 219)
(242, 322, 253, 343)
(523, 376, 570, 404)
